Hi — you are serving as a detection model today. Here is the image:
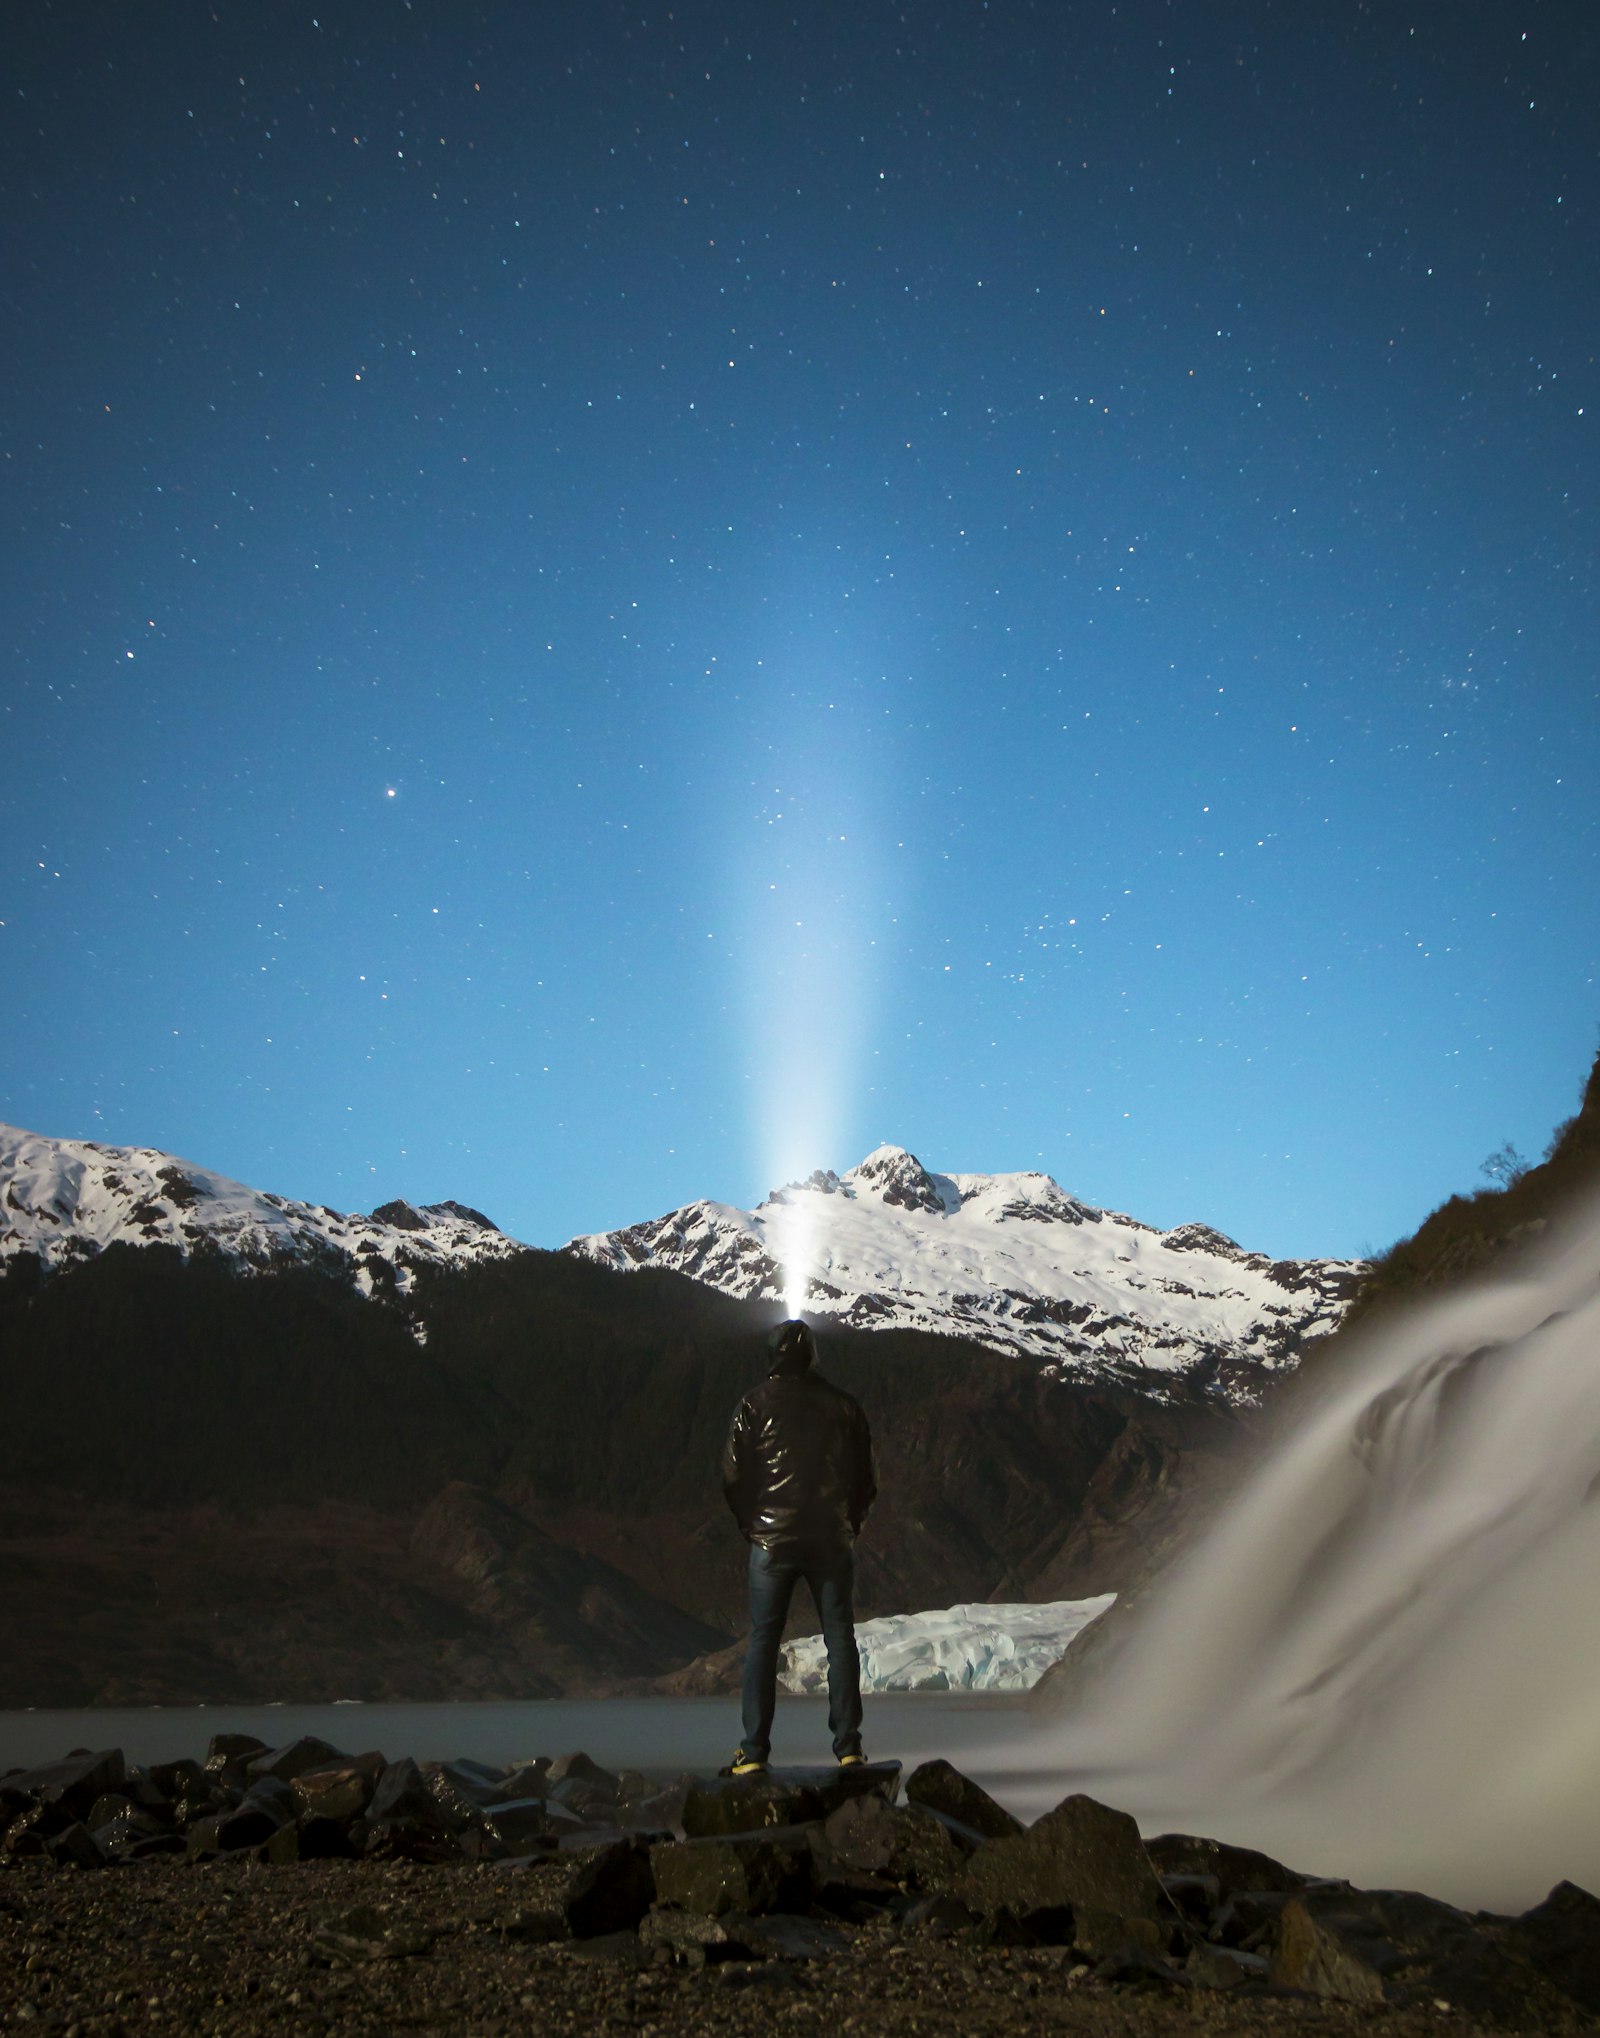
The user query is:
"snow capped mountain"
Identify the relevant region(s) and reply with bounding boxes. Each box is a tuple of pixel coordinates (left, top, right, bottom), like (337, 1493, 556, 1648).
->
(1, 1124, 1364, 1399)
(567, 1144, 1365, 1397)
(0, 1123, 524, 1298)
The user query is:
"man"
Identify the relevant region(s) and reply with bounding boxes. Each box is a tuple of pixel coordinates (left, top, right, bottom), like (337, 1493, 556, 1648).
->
(720, 1318, 876, 1774)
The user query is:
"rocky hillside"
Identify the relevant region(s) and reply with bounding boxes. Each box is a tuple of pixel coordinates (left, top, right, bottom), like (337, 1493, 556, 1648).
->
(568, 1144, 1364, 1400)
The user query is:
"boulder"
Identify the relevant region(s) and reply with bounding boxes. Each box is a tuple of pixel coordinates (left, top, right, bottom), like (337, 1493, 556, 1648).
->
(257, 1823, 304, 1866)
(367, 1758, 446, 1828)
(819, 1794, 965, 1893)
(362, 1766, 464, 1860)
(548, 1774, 618, 1818)
(953, 1791, 1171, 1956)
(0, 1748, 127, 1821)
(205, 1733, 268, 1772)
(44, 1820, 105, 1870)
(903, 1759, 1022, 1842)
(214, 1801, 284, 1852)
(651, 1828, 816, 1917)
(1269, 1896, 1386, 2006)
(483, 1796, 554, 1854)
(548, 1751, 621, 1797)
(185, 1815, 225, 1861)
(247, 1736, 348, 1785)
(147, 1757, 209, 1804)
(90, 1807, 173, 1860)
(902, 1892, 981, 1938)
(292, 1760, 382, 1823)
(1498, 1881, 1600, 2015)
(502, 1758, 553, 1797)
(5, 1803, 75, 1858)
(1158, 1872, 1221, 1929)
(1268, 1884, 1575, 2025)
(565, 1837, 657, 1939)
(1145, 1831, 1305, 1901)
(425, 1768, 495, 1831)
(427, 1758, 509, 1807)
(296, 1814, 359, 1860)
(242, 1774, 296, 1821)
(1210, 1886, 1294, 1950)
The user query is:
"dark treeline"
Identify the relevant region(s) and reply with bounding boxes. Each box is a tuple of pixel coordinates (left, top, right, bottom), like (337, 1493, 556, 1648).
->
(1348, 1045, 1600, 1323)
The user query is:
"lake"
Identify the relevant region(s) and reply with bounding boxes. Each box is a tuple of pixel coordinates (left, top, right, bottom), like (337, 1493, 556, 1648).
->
(0, 1692, 1059, 1814)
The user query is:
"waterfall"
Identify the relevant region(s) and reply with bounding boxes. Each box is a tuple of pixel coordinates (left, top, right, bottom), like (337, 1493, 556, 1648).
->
(1010, 1186, 1600, 1910)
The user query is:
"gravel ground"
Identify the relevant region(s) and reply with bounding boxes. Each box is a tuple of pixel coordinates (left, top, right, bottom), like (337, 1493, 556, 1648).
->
(3, 1856, 1595, 2038)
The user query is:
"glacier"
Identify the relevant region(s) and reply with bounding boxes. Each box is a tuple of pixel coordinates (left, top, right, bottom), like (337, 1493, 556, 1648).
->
(780, 1594, 1116, 1694)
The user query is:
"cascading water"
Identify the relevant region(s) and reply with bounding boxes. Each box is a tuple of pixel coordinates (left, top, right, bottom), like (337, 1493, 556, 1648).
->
(1003, 1185, 1600, 1911)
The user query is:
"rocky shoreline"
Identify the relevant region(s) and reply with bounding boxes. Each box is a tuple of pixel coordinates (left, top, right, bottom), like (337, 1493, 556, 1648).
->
(2, 1736, 1597, 2034)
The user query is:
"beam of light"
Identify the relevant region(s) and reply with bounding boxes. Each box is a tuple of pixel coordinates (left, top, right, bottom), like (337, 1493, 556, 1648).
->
(726, 675, 892, 1319)
(982, 1182, 1600, 1912)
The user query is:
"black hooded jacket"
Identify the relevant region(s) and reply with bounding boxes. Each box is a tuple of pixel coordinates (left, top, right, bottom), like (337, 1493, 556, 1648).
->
(720, 1337, 875, 1553)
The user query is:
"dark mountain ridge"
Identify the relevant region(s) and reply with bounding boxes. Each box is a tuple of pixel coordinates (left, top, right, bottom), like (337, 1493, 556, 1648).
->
(0, 1234, 1242, 1704)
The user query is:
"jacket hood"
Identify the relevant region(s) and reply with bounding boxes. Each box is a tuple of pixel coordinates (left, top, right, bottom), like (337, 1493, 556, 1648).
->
(767, 1318, 818, 1375)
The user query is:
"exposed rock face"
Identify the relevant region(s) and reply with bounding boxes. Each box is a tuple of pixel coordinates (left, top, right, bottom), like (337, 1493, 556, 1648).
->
(567, 1144, 1364, 1402)
(408, 1482, 731, 1684)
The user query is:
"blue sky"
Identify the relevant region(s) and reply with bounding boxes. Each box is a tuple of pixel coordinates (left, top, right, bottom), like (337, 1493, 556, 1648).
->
(3, 1, 1595, 1259)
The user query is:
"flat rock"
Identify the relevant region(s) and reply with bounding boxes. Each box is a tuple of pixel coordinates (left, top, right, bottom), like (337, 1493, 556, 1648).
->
(682, 1763, 897, 1838)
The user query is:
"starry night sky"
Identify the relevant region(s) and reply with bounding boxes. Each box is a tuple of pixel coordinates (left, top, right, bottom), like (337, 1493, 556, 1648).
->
(3, 0, 1596, 1260)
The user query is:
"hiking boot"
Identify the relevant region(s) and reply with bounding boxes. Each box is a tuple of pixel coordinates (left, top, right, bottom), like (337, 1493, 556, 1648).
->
(837, 1750, 867, 1767)
(726, 1750, 767, 1777)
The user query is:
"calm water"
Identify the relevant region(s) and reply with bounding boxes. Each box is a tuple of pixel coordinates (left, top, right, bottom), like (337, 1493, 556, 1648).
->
(0, 1693, 1037, 1806)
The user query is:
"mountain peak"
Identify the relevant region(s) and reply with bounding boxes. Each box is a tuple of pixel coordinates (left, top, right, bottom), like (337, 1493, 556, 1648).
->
(843, 1145, 958, 1216)
(568, 1147, 1367, 1401)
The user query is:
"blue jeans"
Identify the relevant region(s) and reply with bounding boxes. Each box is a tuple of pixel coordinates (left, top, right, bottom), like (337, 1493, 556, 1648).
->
(740, 1542, 862, 1762)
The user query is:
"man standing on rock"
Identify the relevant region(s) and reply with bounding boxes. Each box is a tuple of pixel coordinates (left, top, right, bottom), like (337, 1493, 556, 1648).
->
(720, 1318, 876, 1775)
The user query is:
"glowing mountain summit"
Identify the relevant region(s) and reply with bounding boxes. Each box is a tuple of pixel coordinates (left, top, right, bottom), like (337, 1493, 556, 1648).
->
(566, 1144, 1364, 1400)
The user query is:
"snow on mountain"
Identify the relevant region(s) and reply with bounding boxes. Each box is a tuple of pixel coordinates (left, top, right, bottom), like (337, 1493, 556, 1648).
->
(0, 1123, 525, 1302)
(567, 1144, 1365, 1397)
(781, 1594, 1117, 1694)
